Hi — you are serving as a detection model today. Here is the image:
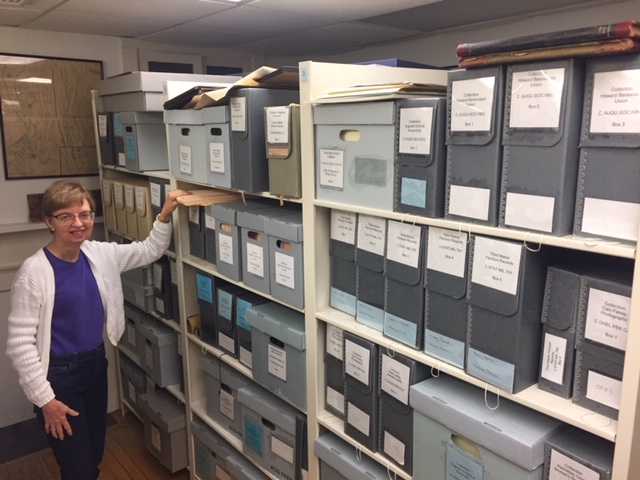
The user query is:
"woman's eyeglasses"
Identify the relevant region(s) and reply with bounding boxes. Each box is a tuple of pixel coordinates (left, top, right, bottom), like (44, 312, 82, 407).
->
(50, 211, 96, 225)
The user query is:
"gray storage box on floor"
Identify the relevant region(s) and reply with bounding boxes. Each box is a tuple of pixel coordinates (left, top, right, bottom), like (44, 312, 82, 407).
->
(315, 101, 396, 211)
(119, 111, 168, 171)
(266, 104, 302, 198)
(239, 383, 302, 480)
(138, 389, 187, 473)
(203, 106, 233, 188)
(229, 87, 300, 192)
(201, 353, 251, 440)
(119, 354, 147, 418)
(164, 109, 206, 183)
(246, 302, 306, 410)
(544, 427, 614, 480)
(122, 276, 155, 313)
(411, 375, 564, 480)
(135, 314, 182, 387)
(266, 212, 305, 309)
(191, 417, 236, 480)
(315, 433, 388, 480)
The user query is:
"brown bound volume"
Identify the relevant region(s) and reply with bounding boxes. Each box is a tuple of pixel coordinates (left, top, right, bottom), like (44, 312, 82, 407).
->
(458, 38, 640, 69)
(456, 20, 640, 57)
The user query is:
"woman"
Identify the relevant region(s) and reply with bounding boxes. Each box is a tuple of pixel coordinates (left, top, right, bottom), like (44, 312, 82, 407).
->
(6, 180, 189, 479)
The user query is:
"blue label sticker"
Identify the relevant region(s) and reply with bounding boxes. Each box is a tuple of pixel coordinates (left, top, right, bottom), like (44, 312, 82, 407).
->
(446, 441, 484, 480)
(124, 134, 136, 160)
(425, 330, 465, 368)
(384, 313, 418, 348)
(236, 298, 251, 331)
(244, 418, 263, 455)
(330, 287, 356, 316)
(194, 442, 210, 477)
(113, 113, 123, 137)
(196, 273, 213, 303)
(401, 177, 427, 208)
(217, 289, 233, 320)
(467, 347, 515, 392)
(356, 301, 384, 331)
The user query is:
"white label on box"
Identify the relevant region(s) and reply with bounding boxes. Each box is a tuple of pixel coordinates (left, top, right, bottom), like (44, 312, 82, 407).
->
(216, 465, 232, 480)
(274, 252, 295, 289)
(448, 185, 490, 221)
(209, 142, 225, 173)
(326, 324, 343, 360)
(218, 233, 233, 264)
(128, 381, 136, 402)
(582, 197, 640, 242)
(357, 215, 386, 256)
(386, 220, 421, 268)
(170, 260, 177, 284)
(204, 211, 216, 230)
(113, 183, 124, 206)
(266, 106, 290, 144)
(134, 187, 145, 211)
(155, 297, 165, 314)
(246, 243, 264, 278)
(590, 69, 640, 134)
(345, 339, 370, 386)
(381, 354, 411, 405)
(230, 96, 246, 132)
(179, 144, 192, 174)
(509, 68, 565, 129)
(271, 437, 294, 464)
(331, 210, 356, 245)
(586, 370, 621, 411)
(505, 192, 555, 233)
(98, 114, 108, 138)
(326, 386, 345, 414)
(153, 264, 163, 289)
(151, 424, 161, 452)
(384, 431, 406, 466)
(399, 107, 433, 155)
(240, 347, 252, 368)
(127, 325, 136, 346)
(188, 206, 199, 225)
(268, 343, 287, 381)
(118, 152, 126, 166)
(319, 149, 344, 189)
(472, 237, 522, 296)
(347, 402, 370, 436)
(219, 332, 236, 354)
(585, 288, 630, 351)
(124, 185, 134, 209)
(102, 182, 112, 204)
(540, 333, 567, 385)
(427, 227, 468, 278)
(451, 77, 495, 132)
(220, 389, 235, 421)
(150, 182, 161, 207)
(145, 343, 153, 368)
(549, 448, 600, 480)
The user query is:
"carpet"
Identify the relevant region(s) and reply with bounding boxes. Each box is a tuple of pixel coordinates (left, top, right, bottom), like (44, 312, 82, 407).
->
(0, 414, 116, 464)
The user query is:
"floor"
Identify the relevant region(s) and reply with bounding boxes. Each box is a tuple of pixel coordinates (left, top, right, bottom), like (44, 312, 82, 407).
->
(0, 411, 190, 480)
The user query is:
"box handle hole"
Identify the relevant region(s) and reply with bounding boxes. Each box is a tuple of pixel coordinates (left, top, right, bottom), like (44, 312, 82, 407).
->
(340, 129, 360, 142)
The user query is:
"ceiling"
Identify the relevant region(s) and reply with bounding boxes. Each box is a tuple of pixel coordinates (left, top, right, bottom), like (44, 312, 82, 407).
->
(0, 0, 622, 58)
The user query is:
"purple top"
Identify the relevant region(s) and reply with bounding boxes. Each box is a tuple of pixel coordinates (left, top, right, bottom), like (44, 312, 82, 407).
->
(44, 248, 105, 355)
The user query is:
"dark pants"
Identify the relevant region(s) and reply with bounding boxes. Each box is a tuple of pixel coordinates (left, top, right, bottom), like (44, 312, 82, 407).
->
(35, 343, 108, 480)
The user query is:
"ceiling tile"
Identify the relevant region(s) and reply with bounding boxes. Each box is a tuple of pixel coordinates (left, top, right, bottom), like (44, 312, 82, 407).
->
(141, 26, 259, 48)
(0, 7, 43, 25)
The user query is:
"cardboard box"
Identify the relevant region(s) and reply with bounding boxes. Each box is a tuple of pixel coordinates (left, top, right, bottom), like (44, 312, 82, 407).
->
(266, 104, 302, 198)
(203, 205, 217, 265)
(394, 97, 447, 218)
(573, 54, 640, 243)
(330, 254, 357, 317)
(445, 66, 506, 226)
(344, 332, 379, 451)
(235, 294, 270, 370)
(196, 270, 218, 346)
(330, 209, 357, 262)
(97, 112, 116, 166)
(225, 451, 270, 479)
(191, 417, 236, 480)
(101, 179, 117, 232)
(544, 427, 614, 480)
(202, 106, 233, 188)
(119, 111, 168, 171)
(424, 226, 469, 369)
(314, 434, 388, 480)
(229, 87, 300, 192)
(148, 177, 173, 251)
(266, 212, 305, 309)
(113, 113, 125, 166)
(500, 59, 584, 235)
(153, 256, 175, 322)
(315, 101, 396, 211)
(383, 221, 424, 350)
(411, 376, 563, 480)
(324, 324, 345, 419)
(135, 314, 182, 388)
(122, 303, 143, 353)
(165, 109, 207, 184)
(216, 284, 247, 357)
(123, 183, 139, 239)
(466, 235, 553, 394)
(246, 302, 306, 410)
(138, 389, 188, 472)
(113, 181, 127, 235)
(573, 349, 623, 420)
(355, 215, 386, 331)
(119, 354, 147, 418)
(122, 277, 155, 313)
(188, 205, 207, 261)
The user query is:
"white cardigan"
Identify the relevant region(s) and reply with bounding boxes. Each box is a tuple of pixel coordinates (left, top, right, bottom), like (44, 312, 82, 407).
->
(6, 219, 172, 408)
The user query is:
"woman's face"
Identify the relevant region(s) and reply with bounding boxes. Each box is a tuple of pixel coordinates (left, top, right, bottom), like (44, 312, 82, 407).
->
(45, 199, 95, 248)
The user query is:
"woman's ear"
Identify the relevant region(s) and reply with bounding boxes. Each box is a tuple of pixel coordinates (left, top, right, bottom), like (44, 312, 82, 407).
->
(43, 216, 55, 233)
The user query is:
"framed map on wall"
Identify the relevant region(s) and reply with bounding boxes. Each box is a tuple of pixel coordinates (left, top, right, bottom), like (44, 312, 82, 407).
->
(0, 54, 103, 179)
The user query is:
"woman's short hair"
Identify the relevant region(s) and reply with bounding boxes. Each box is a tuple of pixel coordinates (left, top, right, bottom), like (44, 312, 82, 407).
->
(41, 180, 96, 218)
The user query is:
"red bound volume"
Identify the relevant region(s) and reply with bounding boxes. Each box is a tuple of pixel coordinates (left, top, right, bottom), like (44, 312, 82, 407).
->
(456, 21, 640, 58)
